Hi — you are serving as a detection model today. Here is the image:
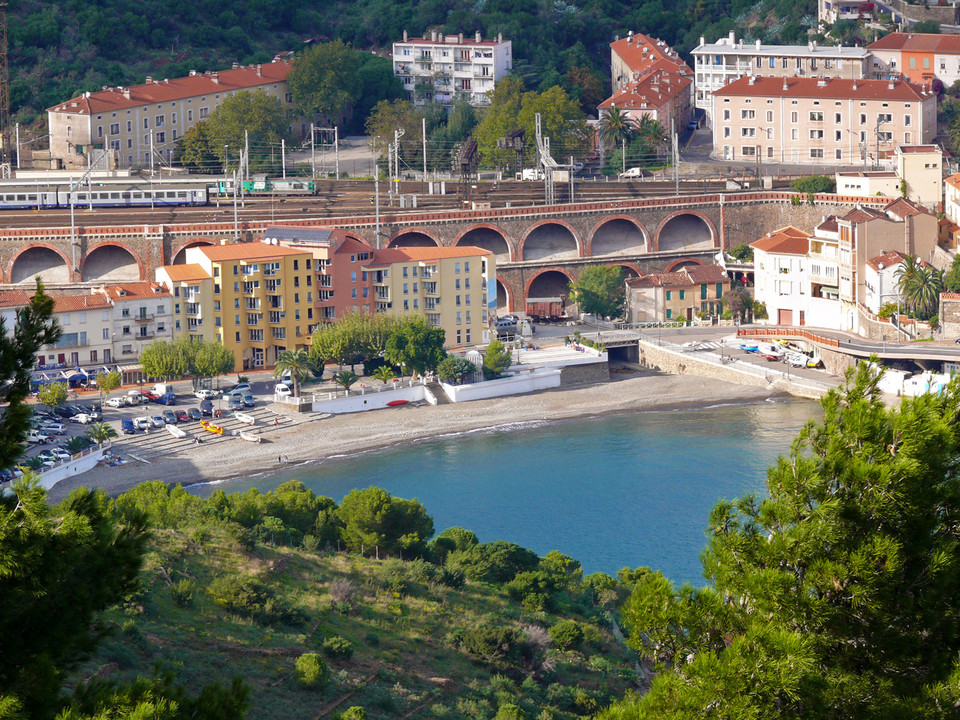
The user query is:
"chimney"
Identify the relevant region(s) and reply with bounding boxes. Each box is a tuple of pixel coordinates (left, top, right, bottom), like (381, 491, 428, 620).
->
(403, 29, 408, 42)
(122, 88, 131, 99)
(232, 62, 239, 69)
(729, 30, 735, 44)
(431, 30, 437, 42)
(700, 35, 705, 45)
(211, 72, 219, 84)
(852, 80, 858, 90)
(756, 39, 761, 50)
(145, 75, 152, 83)
(782, 78, 789, 91)
(628, 30, 634, 37)
(818, 78, 827, 87)
(889, 80, 895, 90)
(458, 32, 463, 43)
(497, 32, 502, 43)
(256, 64, 262, 77)
(476, 30, 482, 42)
(749, 75, 756, 85)
(189, 70, 197, 76)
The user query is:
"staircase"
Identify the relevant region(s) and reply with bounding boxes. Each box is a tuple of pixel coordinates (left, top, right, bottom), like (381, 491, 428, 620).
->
(425, 380, 451, 405)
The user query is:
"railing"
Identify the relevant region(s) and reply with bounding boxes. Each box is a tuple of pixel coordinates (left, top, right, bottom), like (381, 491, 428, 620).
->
(736, 326, 840, 349)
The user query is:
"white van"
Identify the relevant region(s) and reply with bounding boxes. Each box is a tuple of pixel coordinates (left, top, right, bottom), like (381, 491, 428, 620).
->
(619, 167, 644, 178)
(152, 383, 169, 396)
(275, 384, 293, 399)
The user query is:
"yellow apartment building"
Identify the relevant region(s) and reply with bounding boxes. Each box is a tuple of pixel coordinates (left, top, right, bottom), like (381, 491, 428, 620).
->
(363, 246, 495, 347)
(156, 241, 314, 371)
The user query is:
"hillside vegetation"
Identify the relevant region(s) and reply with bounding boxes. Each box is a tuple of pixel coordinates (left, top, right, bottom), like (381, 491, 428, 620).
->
(63, 481, 642, 719)
(11, 0, 816, 126)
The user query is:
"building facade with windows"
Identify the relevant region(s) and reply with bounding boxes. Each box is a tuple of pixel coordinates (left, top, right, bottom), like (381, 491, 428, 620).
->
(712, 76, 935, 166)
(261, 226, 375, 329)
(156, 242, 314, 371)
(363, 246, 494, 347)
(895, 144, 942, 209)
(692, 34, 870, 127)
(868, 32, 960, 85)
(392, 30, 512, 106)
(624, 265, 730, 323)
(95, 282, 174, 362)
(47, 58, 294, 171)
(817, 0, 877, 25)
(40, 294, 115, 368)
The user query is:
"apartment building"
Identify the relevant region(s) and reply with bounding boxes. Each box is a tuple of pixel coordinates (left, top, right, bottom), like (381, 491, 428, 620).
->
(39, 294, 114, 368)
(896, 144, 942, 209)
(624, 265, 729, 323)
(95, 282, 174, 363)
(863, 250, 921, 315)
(945, 173, 960, 233)
(156, 242, 314, 371)
(610, 32, 689, 93)
(261, 226, 375, 328)
(835, 170, 900, 197)
(363, 246, 494, 347)
(47, 57, 294, 171)
(692, 34, 870, 127)
(392, 30, 512, 106)
(712, 76, 935, 166)
(868, 32, 960, 85)
(818, 0, 877, 25)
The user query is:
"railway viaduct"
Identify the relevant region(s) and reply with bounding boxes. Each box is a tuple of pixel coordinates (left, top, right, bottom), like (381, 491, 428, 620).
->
(0, 192, 887, 311)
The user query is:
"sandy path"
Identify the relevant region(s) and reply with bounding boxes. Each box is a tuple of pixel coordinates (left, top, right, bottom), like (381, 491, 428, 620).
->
(47, 371, 782, 502)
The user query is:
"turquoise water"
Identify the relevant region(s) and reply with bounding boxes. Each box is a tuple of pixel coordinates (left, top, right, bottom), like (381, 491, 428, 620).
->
(188, 398, 820, 586)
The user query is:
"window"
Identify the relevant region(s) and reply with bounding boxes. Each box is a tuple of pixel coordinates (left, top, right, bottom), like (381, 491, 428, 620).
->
(701, 284, 707, 300)
(904, 115, 912, 126)
(741, 146, 756, 156)
(724, 127, 731, 138)
(741, 127, 756, 137)
(456, 311, 462, 325)
(791, 129, 798, 140)
(723, 109, 731, 121)
(679, 290, 685, 300)
(403, 283, 408, 294)
(187, 109, 193, 122)
(155, 115, 164, 127)
(835, 112, 841, 123)
(835, 130, 842, 141)
(110, 123, 119, 135)
(791, 111, 798, 123)
(464, 261, 470, 272)
(126, 120, 132, 132)
(403, 266, 408, 277)
(455, 262, 461, 273)
(741, 109, 755, 119)
(835, 149, 843, 160)
(766, 110, 773, 122)
(666, 291, 672, 300)
(156, 132, 165, 144)
(810, 148, 824, 158)
(809, 111, 823, 121)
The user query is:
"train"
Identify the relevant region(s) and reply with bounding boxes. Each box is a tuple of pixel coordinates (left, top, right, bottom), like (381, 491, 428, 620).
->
(0, 173, 315, 210)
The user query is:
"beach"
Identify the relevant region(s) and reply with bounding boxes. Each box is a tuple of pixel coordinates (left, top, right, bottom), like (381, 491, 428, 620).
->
(47, 370, 784, 502)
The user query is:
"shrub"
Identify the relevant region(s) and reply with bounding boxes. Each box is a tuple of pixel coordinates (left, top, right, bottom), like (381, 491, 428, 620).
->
(337, 708, 368, 720)
(302, 534, 320, 551)
(436, 567, 465, 589)
(364, 632, 380, 647)
(494, 704, 527, 720)
(548, 620, 584, 651)
(506, 571, 564, 612)
(225, 522, 256, 551)
(462, 626, 521, 664)
(295, 653, 328, 688)
(380, 559, 411, 595)
(449, 541, 539, 584)
(790, 175, 835, 194)
(322, 635, 355, 659)
(328, 578, 356, 605)
(170, 579, 195, 608)
(437, 526, 479, 550)
(253, 515, 303, 547)
(407, 558, 438, 584)
(207, 574, 303, 626)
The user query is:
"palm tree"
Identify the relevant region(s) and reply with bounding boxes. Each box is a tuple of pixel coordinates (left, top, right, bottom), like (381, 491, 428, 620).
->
(332, 370, 360, 394)
(896, 255, 944, 319)
(635, 114, 668, 162)
(598, 106, 636, 147)
(86, 422, 118, 445)
(273, 348, 317, 398)
(372, 365, 397, 385)
(64, 436, 91, 454)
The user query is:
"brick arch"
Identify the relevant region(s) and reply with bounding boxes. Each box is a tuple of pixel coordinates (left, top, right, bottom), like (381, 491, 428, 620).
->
(495, 276, 512, 312)
(6, 243, 74, 284)
(585, 215, 649, 257)
(170, 237, 217, 264)
(518, 219, 583, 261)
(386, 227, 442, 248)
(453, 223, 516, 261)
(664, 257, 706, 272)
(79, 240, 146, 281)
(522, 266, 577, 300)
(609, 261, 643, 277)
(653, 210, 718, 252)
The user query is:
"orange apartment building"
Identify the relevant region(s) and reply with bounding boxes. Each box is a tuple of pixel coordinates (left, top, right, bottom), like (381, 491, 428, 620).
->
(712, 76, 936, 166)
(868, 32, 960, 86)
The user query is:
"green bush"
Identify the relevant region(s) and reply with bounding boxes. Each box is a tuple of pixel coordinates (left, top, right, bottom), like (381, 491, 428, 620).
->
(462, 626, 521, 665)
(790, 175, 835, 194)
(322, 635, 354, 659)
(380, 559, 411, 595)
(548, 620, 584, 651)
(337, 708, 368, 720)
(494, 704, 527, 720)
(447, 541, 539, 584)
(170, 579, 195, 608)
(207, 574, 303, 626)
(505, 571, 564, 612)
(437, 567, 466, 589)
(295, 653, 328, 688)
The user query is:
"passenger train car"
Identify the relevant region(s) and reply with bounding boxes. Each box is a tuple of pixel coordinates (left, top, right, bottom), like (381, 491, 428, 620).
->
(0, 182, 209, 210)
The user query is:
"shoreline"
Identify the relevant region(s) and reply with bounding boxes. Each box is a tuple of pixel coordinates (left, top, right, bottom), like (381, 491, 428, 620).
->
(47, 370, 792, 502)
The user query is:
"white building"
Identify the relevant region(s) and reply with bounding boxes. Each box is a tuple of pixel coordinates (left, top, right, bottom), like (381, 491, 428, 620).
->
(392, 30, 512, 106)
(835, 171, 900, 198)
(818, 0, 876, 25)
(95, 282, 175, 364)
(895, 144, 942, 210)
(863, 250, 911, 315)
(691, 33, 870, 127)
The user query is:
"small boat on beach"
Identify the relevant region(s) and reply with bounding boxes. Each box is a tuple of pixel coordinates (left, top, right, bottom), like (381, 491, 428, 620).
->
(166, 424, 187, 439)
(757, 343, 783, 361)
(234, 411, 256, 425)
(739, 342, 759, 352)
(386, 399, 409, 407)
(239, 430, 261, 443)
(200, 420, 223, 435)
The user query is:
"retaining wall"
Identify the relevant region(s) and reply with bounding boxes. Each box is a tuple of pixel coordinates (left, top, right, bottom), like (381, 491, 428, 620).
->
(559, 360, 610, 384)
(311, 385, 428, 414)
(39, 445, 106, 490)
(440, 369, 562, 403)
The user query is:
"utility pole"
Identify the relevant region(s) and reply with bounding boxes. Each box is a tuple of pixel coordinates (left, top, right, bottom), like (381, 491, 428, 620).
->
(14, 121, 18, 169)
(310, 123, 315, 178)
(149, 133, 155, 177)
(375, 172, 381, 249)
(0, 1, 9, 168)
(334, 126, 339, 178)
(671, 119, 679, 196)
(392, 127, 405, 206)
(281, 138, 286, 179)
(244, 129, 249, 181)
(232, 168, 239, 241)
(422, 116, 427, 182)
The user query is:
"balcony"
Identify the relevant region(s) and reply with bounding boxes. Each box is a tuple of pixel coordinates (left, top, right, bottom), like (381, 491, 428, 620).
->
(318, 276, 333, 288)
(423, 282, 438, 295)
(318, 290, 335, 302)
(376, 302, 392, 312)
(134, 313, 154, 322)
(244, 300, 261, 311)
(416, 55, 433, 63)
(375, 288, 390, 300)
(426, 313, 441, 327)
(185, 304, 200, 316)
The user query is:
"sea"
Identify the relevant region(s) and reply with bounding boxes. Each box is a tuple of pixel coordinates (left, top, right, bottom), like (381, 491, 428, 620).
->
(187, 397, 821, 587)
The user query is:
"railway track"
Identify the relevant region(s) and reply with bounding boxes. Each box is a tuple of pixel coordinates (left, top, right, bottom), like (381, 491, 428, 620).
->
(0, 179, 737, 229)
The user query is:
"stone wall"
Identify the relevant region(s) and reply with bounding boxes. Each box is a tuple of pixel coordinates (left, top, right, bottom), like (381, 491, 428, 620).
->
(940, 295, 960, 340)
(559, 360, 610, 385)
(723, 200, 863, 249)
(886, 0, 960, 24)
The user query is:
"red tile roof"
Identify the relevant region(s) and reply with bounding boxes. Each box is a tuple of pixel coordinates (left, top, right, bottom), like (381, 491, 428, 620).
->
(599, 66, 692, 112)
(48, 59, 292, 115)
(626, 265, 728, 288)
(51, 294, 112, 313)
(685, 264, 729, 283)
(714, 76, 929, 101)
(884, 196, 932, 219)
(865, 250, 906, 271)
(0, 289, 32, 308)
(98, 282, 171, 301)
(815, 216, 840, 233)
(198, 242, 311, 262)
(157, 264, 209, 282)
(841, 206, 887, 224)
(750, 226, 811, 255)
(611, 33, 687, 75)
(868, 32, 960, 54)
(364, 245, 492, 268)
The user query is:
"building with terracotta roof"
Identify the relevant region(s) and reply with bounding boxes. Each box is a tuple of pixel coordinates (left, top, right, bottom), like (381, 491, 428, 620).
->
(363, 245, 495, 347)
(600, 32, 693, 141)
(712, 76, 935, 166)
(47, 57, 294, 171)
(94, 282, 174, 362)
(392, 30, 512, 106)
(38, 293, 114, 368)
(692, 33, 870, 127)
(155, 241, 314, 371)
(750, 226, 831, 327)
(867, 32, 960, 85)
(861, 250, 934, 316)
(624, 264, 729, 323)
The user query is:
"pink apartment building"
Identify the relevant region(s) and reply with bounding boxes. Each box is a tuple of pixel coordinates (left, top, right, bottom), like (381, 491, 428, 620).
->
(712, 76, 936, 166)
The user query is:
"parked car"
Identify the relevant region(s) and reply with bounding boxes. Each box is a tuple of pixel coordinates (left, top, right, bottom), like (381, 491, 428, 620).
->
(619, 167, 644, 178)
(241, 392, 255, 407)
(162, 410, 178, 424)
(155, 393, 177, 405)
(495, 319, 518, 336)
(39, 422, 66, 435)
(0, 467, 23, 482)
(68, 413, 95, 424)
(133, 417, 153, 430)
(48, 447, 72, 461)
(26, 430, 50, 444)
(227, 395, 244, 411)
(53, 406, 77, 418)
(149, 415, 164, 429)
(126, 390, 144, 403)
(274, 384, 292, 399)
(194, 389, 218, 400)
(187, 408, 203, 421)
(199, 400, 213, 416)
(142, 392, 160, 402)
(175, 410, 189, 422)
(105, 397, 126, 408)
(121, 418, 137, 435)
(224, 383, 251, 396)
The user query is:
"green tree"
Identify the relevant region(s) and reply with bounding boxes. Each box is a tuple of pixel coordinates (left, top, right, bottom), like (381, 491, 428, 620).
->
(37, 381, 68, 411)
(384, 316, 446, 380)
(600, 364, 960, 719)
(332, 370, 360, 393)
(176, 121, 220, 173)
(273, 348, 316, 398)
(944, 253, 960, 293)
(205, 89, 290, 172)
(597, 106, 636, 148)
(436, 355, 477, 385)
(372, 365, 396, 385)
(570, 265, 625, 319)
(896, 254, 943, 319)
(914, 19, 941, 33)
(140, 339, 189, 381)
(191, 341, 235, 386)
(790, 175, 836, 194)
(94, 370, 121, 410)
(288, 40, 362, 121)
(336, 487, 434, 557)
(364, 99, 424, 167)
(86, 422, 118, 445)
(482, 339, 512, 380)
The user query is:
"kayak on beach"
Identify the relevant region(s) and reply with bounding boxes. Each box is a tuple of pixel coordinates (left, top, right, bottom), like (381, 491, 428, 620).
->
(200, 420, 224, 435)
